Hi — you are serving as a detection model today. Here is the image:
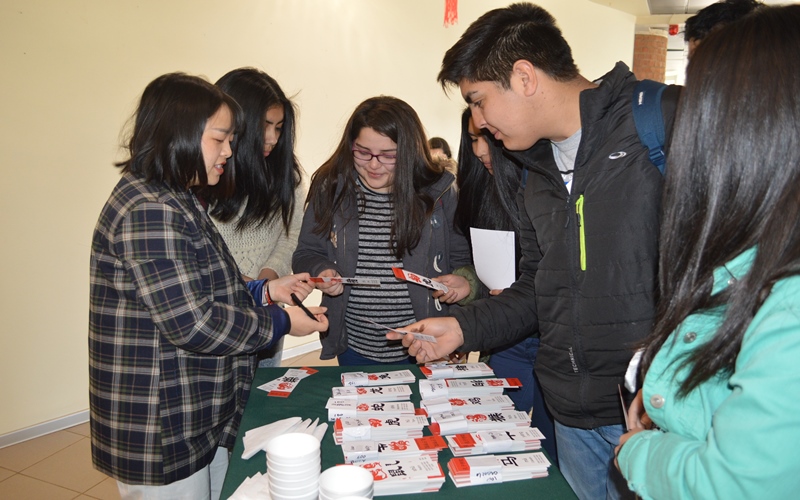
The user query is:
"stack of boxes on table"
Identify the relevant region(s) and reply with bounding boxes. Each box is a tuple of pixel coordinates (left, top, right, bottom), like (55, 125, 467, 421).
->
(329, 363, 552, 493)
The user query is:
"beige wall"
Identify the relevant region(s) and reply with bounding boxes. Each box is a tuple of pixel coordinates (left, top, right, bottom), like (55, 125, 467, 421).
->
(0, 0, 634, 436)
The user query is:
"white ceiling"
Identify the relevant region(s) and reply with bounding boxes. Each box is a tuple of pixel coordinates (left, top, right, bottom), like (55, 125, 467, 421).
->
(649, 0, 789, 14)
(591, 0, 792, 16)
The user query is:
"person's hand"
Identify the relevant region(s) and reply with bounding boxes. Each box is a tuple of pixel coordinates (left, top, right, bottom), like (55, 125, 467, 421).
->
(613, 389, 653, 471)
(489, 289, 505, 296)
(286, 305, 329, 336)
(314, 268, 344, 297)
(627, 389, 654, 431)
(386, 317, 464, 362)
(432, 274, 470, 304)
(267, 273, 314, 304)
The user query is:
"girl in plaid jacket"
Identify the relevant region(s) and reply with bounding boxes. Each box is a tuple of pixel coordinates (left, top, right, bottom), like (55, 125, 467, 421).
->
(89, 73, 327, 498)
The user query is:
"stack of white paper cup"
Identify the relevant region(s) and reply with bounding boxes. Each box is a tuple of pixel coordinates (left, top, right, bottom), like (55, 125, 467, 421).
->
(319, 465, 374, 499)
(265, 433, 321, 500)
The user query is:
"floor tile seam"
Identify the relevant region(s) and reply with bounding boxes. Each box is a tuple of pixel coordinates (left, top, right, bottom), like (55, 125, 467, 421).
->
(10, 470, 90, 496)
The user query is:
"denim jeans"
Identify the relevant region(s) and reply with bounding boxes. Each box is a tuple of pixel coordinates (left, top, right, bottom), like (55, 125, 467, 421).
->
(336, 348, 415, 366)
(555, 421, 634, 500)
(257, 336, 285, 368)
(489, 337, 558, 464)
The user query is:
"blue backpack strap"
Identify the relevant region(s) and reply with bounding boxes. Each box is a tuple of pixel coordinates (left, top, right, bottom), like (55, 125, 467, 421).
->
(632, 79, 668, 175)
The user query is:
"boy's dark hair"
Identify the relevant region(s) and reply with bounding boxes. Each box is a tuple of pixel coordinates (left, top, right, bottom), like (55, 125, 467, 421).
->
(117, 73, 242, 192)
(438, 2, 578, 90)
(684, 0, 763, 42)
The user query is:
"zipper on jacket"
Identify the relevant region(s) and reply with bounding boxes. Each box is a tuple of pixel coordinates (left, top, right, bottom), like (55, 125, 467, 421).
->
(575, 194, 586, 271)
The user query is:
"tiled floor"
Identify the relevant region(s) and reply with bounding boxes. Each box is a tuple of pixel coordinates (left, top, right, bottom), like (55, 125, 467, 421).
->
(0, 349, 337, 499)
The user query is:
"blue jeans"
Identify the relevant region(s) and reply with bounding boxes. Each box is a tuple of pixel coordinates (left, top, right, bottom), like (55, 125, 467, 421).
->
(489, 337, 558, 464)
(336, 348, 414, 366)
(555, 421, 634, 500)
(257, 336, 284, 368)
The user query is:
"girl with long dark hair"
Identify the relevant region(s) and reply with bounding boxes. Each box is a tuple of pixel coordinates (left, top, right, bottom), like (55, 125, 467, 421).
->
(210, 68, 307, 367)
(293, 96, 470, 365)
(616, 6, 800, 497)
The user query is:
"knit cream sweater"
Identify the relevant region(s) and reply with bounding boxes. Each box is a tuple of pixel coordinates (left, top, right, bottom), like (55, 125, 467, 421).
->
(212, 175, 308, 279)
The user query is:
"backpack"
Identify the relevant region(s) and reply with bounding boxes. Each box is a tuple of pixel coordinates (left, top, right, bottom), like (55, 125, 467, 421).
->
(632, 79, 681, 175)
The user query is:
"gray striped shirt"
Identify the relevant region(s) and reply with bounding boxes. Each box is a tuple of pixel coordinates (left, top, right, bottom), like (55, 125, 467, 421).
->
(345, 185, 416, 362)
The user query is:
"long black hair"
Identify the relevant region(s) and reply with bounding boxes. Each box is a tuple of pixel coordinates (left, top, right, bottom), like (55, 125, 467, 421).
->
(209, 68, 301, 233)
(641, 4, 800, 396)
(116, 73, 242, 191)
(307, 96, 445, 260)
(454, 108, 522, 238)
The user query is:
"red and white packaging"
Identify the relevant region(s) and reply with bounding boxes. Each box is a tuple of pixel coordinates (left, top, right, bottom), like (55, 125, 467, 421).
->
(447, 452, 551, 487)
(326, 398, 418, 422)
(256, 367, 318, 398)
(341, 435, 447, 464)
(391, 267, 449, 293)
(333, 416, 429, 445)
(419, 395, 515, 416)
(341, 370, 416, 386)
(419, 378, 522, 399)
(419, 362, 495, 380)
(358, 455, 446, 495)
(445, 428, 545, 456)
(332, 385, 413, 402)
(428, 410, 531, 436)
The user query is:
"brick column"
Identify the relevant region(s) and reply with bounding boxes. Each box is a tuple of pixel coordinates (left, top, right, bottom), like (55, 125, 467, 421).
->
(633, 32, 668, 82)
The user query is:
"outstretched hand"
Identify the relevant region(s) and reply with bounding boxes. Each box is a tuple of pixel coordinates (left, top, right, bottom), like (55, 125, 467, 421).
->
(432, 274, 470, 304)
(314, 268, 344, 297)
(286, 305, 329, 336)
(267, 273, 314, 304)
(385, 317, 465, 363)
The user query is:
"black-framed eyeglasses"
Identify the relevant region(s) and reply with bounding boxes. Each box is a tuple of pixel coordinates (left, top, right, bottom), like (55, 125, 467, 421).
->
(352, 148, 397, 165)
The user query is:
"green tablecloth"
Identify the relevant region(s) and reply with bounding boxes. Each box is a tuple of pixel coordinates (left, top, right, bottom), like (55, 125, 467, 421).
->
(221, 364, 577, 499)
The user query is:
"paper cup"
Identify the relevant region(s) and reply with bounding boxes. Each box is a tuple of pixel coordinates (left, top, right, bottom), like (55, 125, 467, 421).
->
(268, 463, 321, 478)
(319, 465, 374, 498)
(266, 433, 321, 465)
(320, 492, 373, 500)
(269, 480, 318, 494)
(268, 474, 319, 488)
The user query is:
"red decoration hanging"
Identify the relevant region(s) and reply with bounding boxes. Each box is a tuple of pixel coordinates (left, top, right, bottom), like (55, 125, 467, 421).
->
(444, 0, 458, 27)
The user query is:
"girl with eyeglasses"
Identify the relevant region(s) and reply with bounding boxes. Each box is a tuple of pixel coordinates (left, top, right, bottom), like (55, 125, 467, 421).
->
(208, 68, 308, 369)
(293, 96, 470, 365)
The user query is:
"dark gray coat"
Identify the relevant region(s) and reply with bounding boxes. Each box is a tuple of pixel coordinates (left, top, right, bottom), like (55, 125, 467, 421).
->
(293, 171, 470, 360)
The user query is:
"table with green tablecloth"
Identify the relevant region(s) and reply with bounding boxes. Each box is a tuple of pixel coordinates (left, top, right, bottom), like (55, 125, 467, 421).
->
(221, 364, 577, 499)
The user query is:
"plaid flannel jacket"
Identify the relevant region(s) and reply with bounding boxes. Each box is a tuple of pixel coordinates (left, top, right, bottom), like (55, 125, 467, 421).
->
(89, 173, 287, 485)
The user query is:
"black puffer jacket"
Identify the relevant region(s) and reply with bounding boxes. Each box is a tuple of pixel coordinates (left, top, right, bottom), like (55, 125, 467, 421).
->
(454, 63, 675, 429)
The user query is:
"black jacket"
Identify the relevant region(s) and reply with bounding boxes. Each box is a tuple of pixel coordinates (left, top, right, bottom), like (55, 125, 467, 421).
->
(454, 63, 674, 428)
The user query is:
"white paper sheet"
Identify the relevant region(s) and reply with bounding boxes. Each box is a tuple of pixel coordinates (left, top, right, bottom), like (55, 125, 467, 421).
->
(469, 228, 516, 291)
